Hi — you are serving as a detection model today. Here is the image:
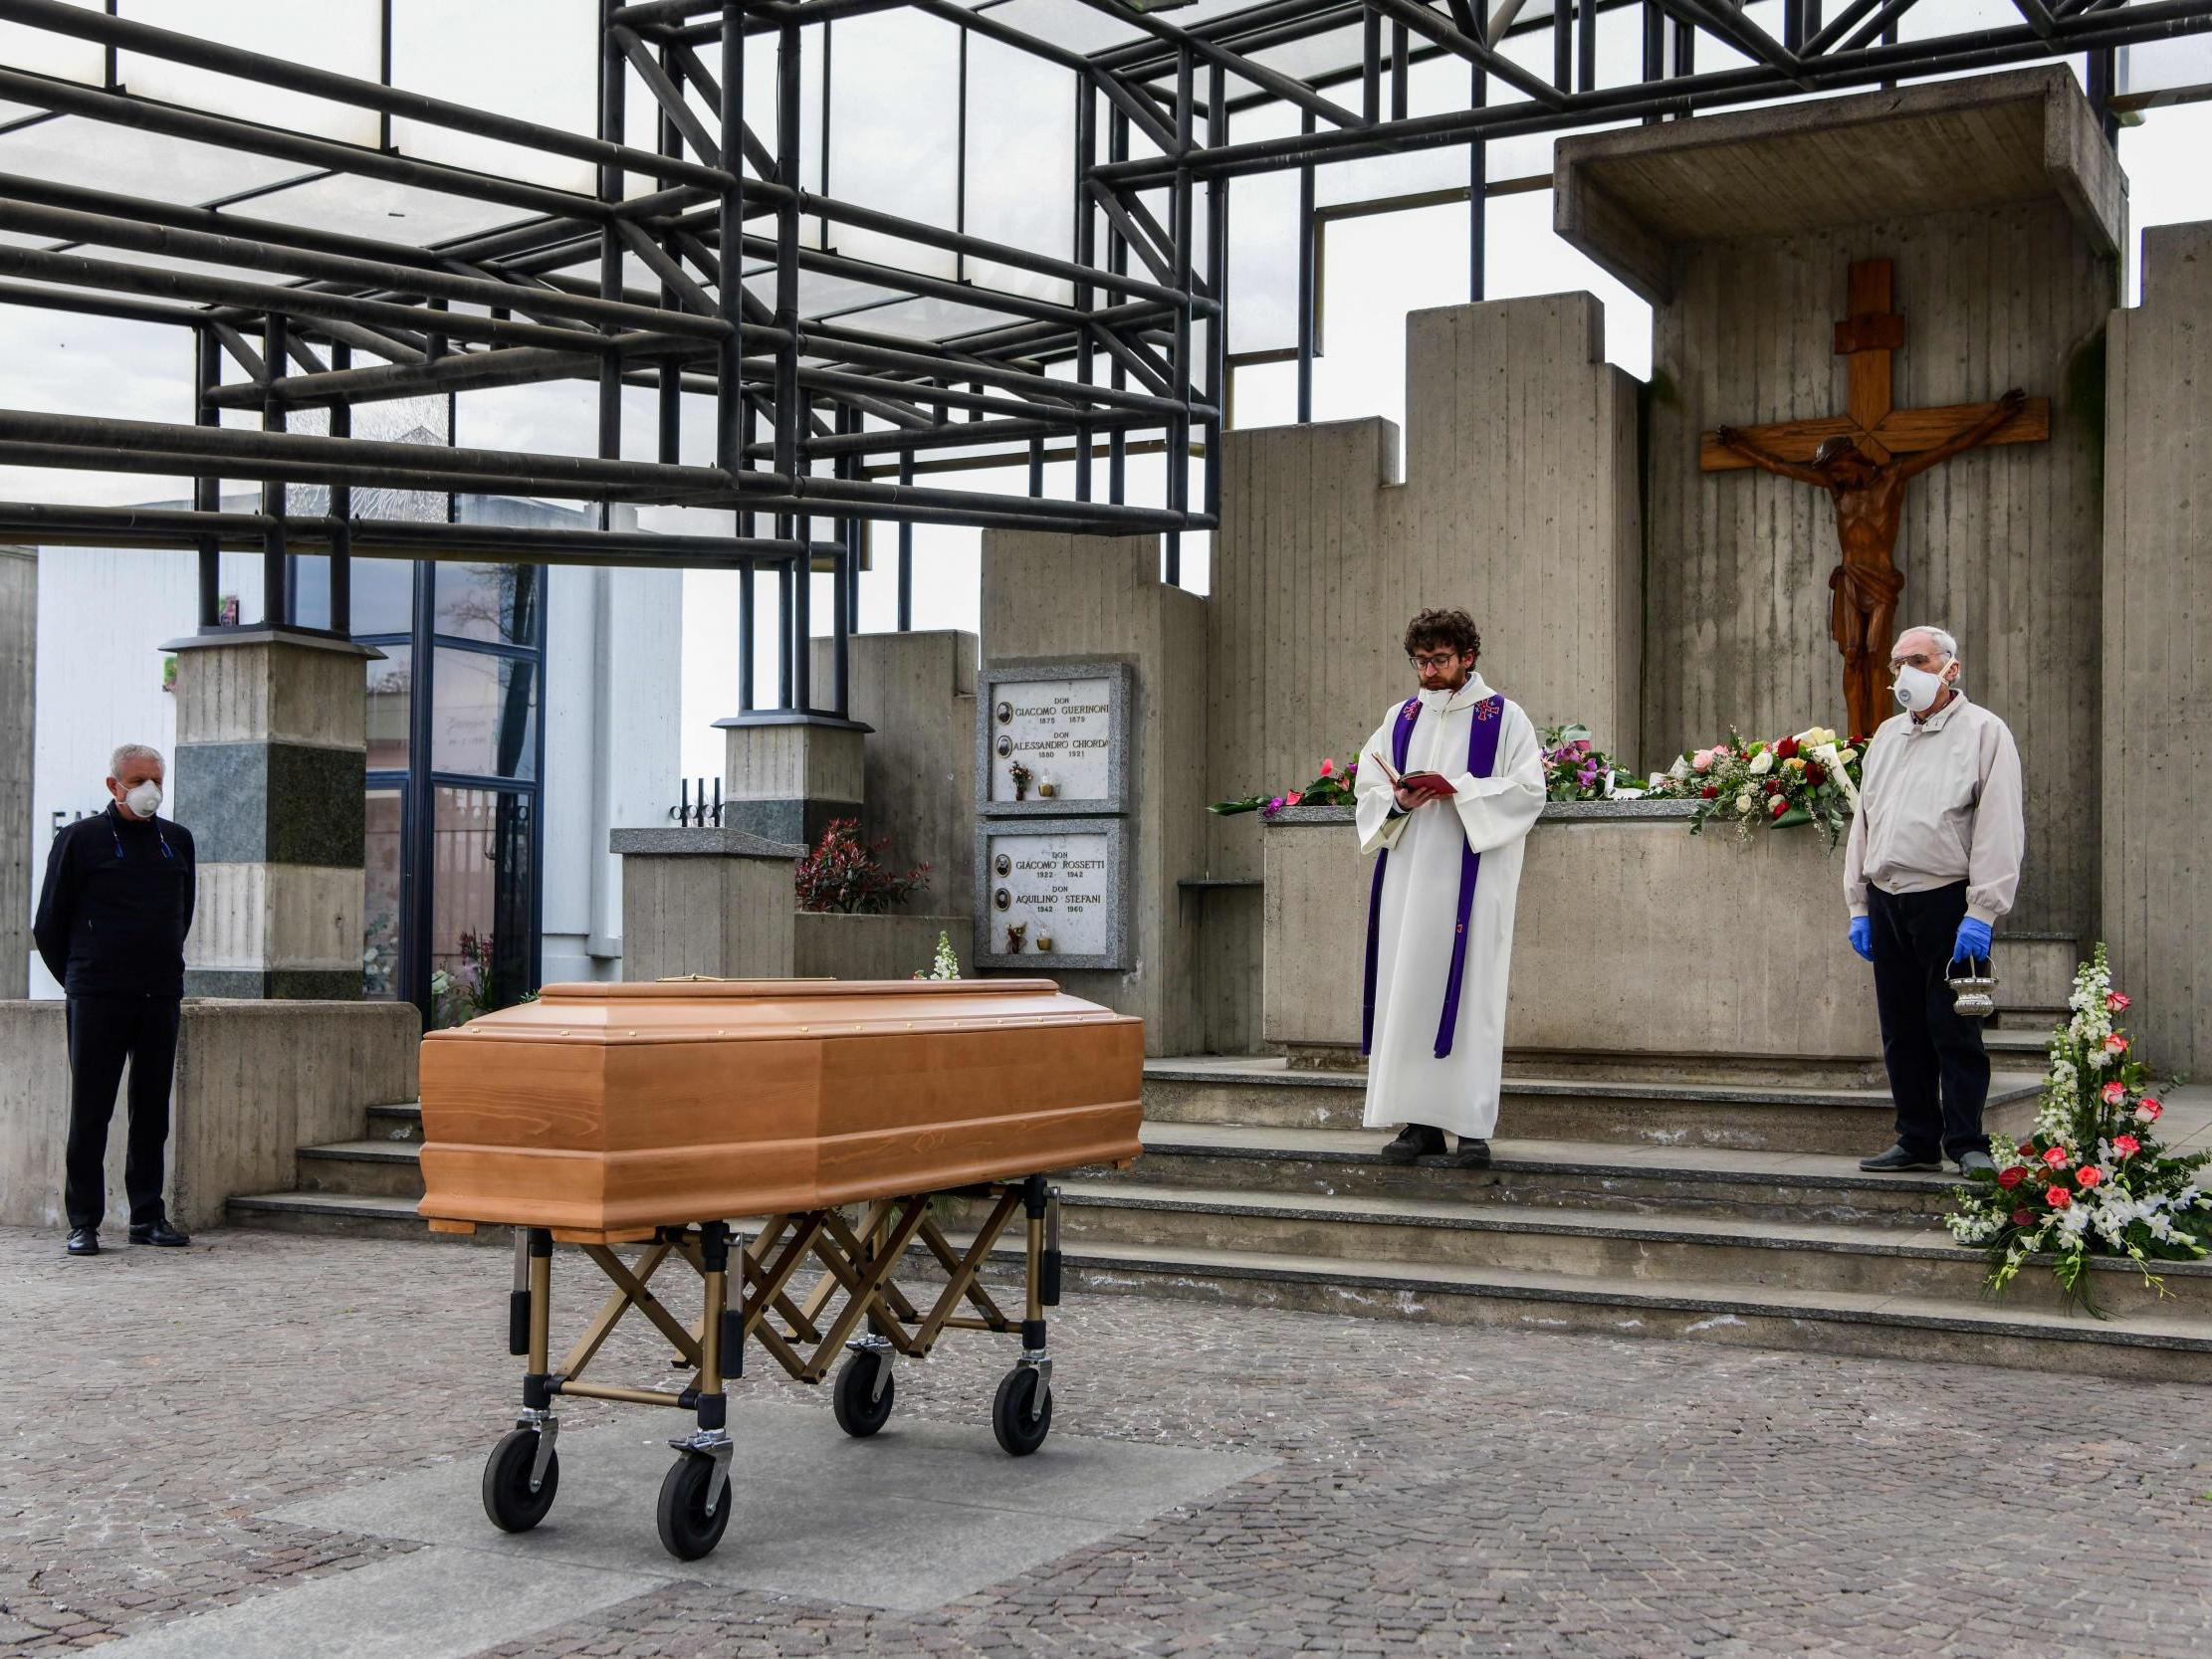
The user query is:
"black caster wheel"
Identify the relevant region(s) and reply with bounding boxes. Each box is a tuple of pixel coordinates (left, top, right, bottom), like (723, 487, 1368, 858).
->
(481, 1427, 558, 1533)
(832, 1348, 896, 1438)
(656, 1452, 733, 1561)
(992, 1364, 1053, 1457)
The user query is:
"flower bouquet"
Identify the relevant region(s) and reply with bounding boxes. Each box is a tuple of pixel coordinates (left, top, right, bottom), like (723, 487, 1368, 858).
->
(1539, 723, 1632, 802)
(1946, 947, 2211, 1316)
(1645, 726, 1865, 849)
(1213, 756, 1359, 820)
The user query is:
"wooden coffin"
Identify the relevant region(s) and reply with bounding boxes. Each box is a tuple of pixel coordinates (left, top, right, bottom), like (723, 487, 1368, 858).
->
(416, 978, 1143, 1238)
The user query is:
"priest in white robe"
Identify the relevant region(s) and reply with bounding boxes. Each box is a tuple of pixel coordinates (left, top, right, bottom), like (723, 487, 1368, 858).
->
(1353, 609, 1546, 1167)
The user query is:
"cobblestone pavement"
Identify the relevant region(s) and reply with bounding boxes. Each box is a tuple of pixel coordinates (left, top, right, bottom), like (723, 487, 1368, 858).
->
(4, 1224, 2211, 1657)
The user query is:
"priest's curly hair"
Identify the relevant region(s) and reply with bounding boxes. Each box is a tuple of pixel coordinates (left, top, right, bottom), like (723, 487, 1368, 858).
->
(1403, 608, 1481, 663)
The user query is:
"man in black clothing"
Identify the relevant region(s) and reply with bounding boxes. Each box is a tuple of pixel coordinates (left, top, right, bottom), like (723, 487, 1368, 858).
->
(32, 743, 197, 1256)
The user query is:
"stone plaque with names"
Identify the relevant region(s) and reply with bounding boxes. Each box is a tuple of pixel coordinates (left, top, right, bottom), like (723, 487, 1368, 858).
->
(972, 817, 1129, 971)
(976, 660, 1132, 816)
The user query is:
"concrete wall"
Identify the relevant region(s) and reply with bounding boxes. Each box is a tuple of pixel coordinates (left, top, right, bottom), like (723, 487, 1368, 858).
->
(1, 546, 31, 999)
(981, 532, 1211, 1056)
(541, 561, 684, 986)
(811, 629, 978, 916)
(2102, 221, 2212, 1074)
(795, 912, 972, 981)
(1265, 804, 2085, 1074)
(618, 837, 799, 982)
(1645, 201, 2117, 939)
(0, 998, 418, 1231)
(1206, 292, 1643, 891)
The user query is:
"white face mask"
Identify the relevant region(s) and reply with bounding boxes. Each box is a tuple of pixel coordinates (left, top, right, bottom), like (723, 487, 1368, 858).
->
(1891, 662, 1950, 714)
(122, 780, 162, 818)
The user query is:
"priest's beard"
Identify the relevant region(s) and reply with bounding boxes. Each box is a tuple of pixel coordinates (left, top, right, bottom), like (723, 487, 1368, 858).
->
(1418, 661, 1472, 696)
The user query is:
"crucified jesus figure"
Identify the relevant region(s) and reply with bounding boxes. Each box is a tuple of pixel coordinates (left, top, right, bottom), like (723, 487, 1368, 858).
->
(1715, 387, 2026, 739)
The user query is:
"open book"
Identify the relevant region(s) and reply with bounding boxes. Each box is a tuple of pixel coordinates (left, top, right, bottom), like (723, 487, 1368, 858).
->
(1365, 750, 1454, 798)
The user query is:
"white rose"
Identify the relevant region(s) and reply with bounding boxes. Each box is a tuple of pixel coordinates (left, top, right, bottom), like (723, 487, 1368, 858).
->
(1749, 750, 1774, 775)
(1736, 790, 1756, 814)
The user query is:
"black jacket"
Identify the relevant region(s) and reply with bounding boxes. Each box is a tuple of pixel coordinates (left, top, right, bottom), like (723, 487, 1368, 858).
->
(32, 804, 197, 998)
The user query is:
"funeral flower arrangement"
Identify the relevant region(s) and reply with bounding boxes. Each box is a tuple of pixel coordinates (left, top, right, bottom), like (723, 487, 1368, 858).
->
(1643, 726, 1865, 849)
(1946, 948, 2211, 1315)
(1539, 724, 1632, 802)
(1212, 756, 1359, 819)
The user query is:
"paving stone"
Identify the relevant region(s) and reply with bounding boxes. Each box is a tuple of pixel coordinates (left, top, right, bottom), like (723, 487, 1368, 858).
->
(4, 1225, 2212, 1657)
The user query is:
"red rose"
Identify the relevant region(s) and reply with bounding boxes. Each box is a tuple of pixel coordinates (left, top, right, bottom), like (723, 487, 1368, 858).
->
(2047, 1186, 2073, 1209)
(1769, 795, 1789, 817)
(1777, 735, 1800, 760)
(1700, 785, 1717, 799)
(2076, 1166, 2102, 1188)
(1997, 1166, 2025, 1188)
(1803, 761, 1827, 785)
(1766, 779, 1784, 795)
(2012, 1208, 2035, 1227)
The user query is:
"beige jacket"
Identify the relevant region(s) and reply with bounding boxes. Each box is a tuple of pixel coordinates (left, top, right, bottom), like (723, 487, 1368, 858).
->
(1843, 692, 2024, 925)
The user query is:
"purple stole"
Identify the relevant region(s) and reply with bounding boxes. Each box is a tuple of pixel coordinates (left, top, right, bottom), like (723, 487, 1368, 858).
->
(1360, 692, 1506, 1060)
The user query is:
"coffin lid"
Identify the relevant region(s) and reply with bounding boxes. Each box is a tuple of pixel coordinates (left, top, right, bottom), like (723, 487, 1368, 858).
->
(421, 977, 1135, 1045)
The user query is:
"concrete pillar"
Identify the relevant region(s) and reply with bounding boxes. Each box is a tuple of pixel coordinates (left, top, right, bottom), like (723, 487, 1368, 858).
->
(0, 545, 32, 1000)
(981, 532, 1210, 1056)
(711, 712, 871, 848)
(810, 630, 979, 915)
(165, 629, 377, 999)
(612, 827, 802, 981)
(2102, 221, 2212, 1073)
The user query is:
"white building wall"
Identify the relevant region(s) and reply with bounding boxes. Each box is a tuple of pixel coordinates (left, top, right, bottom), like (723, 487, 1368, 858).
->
(28, 545, 192, 997)
(538, 560, 683, 986)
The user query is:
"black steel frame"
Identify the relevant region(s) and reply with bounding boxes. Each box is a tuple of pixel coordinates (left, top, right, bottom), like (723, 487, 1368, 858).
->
(1, 0, 2208, 714)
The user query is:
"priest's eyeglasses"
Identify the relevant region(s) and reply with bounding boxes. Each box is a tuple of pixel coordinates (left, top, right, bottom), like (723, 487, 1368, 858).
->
(1408, 651, 1467, 670)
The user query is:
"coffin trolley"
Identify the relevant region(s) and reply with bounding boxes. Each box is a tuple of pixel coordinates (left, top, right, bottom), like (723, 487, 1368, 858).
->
(416, 977, 1144, 1560)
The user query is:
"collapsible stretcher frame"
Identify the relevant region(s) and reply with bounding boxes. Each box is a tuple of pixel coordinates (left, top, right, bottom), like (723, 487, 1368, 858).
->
(440, 1174, 1064, 1561)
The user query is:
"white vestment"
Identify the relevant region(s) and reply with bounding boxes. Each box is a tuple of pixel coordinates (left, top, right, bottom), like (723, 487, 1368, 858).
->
(1354, 677, 1545, 1137)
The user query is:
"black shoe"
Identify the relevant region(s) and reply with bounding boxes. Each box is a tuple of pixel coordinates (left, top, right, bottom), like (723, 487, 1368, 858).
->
(128, 1219, 189, 1247)
(1379, 1124, 1446, 1163)
(66, 1227, 99, 1257)
(1448, 1137, 1492, 1170)
(1859, 1143, 1941, 1172)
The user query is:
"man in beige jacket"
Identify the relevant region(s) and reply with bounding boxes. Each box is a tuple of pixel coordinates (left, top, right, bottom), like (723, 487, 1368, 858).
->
(1844, 625, 2024, 1177)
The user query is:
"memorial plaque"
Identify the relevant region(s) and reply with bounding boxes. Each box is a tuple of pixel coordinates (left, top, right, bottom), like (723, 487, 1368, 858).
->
(976, 660, 1132, 815)
(972, 817, 1128, 970)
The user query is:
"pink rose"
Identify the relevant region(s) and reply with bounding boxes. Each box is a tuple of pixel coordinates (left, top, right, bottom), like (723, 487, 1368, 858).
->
(2104, 1034, 2128, 1056)
(2076, 1166, 2103, 1189)
(2137, 1099, 2163, 1123)
(1692, 749, 1714, 773)
(2047, 1186, 2073, 1210)
(2101, 1080, 2126, 1106)
(2113, 1134, 2140, 1157)
(2043, 1146, 2071, 1169)
(2108, 991, 2131, 1012)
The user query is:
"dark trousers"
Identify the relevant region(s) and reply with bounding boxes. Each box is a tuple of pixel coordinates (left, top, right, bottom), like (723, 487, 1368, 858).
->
(64, 995, 181, 1231)
(1867, 883, 1990, 1161)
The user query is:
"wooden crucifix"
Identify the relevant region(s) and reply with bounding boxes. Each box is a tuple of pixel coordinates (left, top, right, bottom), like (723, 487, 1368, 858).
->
(1700, 258, 2050, 739)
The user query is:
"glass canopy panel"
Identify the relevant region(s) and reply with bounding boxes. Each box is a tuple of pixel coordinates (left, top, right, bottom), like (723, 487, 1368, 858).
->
(1242, 22, 1369, 87)
(0, 112, 306, 204)
(116, 0, 382, 147)
(962, 37, 1075, 303)
(224, 172, 538, 250)
(843, 294, 1025, 342)
(0, 0, 104, 87)
(389, 0, 597, 194)
(825, 9, 961, 280)
(2121, 36, 2212, 98)
(1224, 100, 1298, 354)
(742, 21, 827, 243)
(741, 264, 911, 319)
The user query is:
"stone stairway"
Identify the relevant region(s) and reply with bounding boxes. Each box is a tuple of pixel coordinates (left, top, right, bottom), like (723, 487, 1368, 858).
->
(226, 1049, 2212, 1380)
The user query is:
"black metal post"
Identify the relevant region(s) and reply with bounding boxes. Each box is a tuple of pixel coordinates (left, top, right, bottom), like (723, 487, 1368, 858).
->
(896, 447, 913, 631)
(1295, 107, 1315, 424)
(1204, 60, 1226, 526)
(330, 338, 351, 636)
(261, 311, 289, 627)
(1073, 78, 1094, 504)
(192, 321, 220, 629)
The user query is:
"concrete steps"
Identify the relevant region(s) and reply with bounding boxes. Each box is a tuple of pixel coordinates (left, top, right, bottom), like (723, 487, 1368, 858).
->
(1142, 1057, 2044, 1155)
(219, 1051, 2212, 1380)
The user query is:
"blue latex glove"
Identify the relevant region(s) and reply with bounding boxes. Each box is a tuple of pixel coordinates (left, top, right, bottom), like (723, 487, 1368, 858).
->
(1953, 917, 1992, 964)
(1848, 916, 1873, 962)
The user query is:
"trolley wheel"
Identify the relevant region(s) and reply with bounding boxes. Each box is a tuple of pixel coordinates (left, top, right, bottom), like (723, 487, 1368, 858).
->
(832, 1348, 896, 1438)
(655, 1452, 733, 1561)
(481, 1427, 559, 1533)
(992, 1364, 1053, 1457)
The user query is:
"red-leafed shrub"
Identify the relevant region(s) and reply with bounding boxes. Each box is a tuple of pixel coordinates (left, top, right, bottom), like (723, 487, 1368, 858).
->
(793, 818, 931, 915)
